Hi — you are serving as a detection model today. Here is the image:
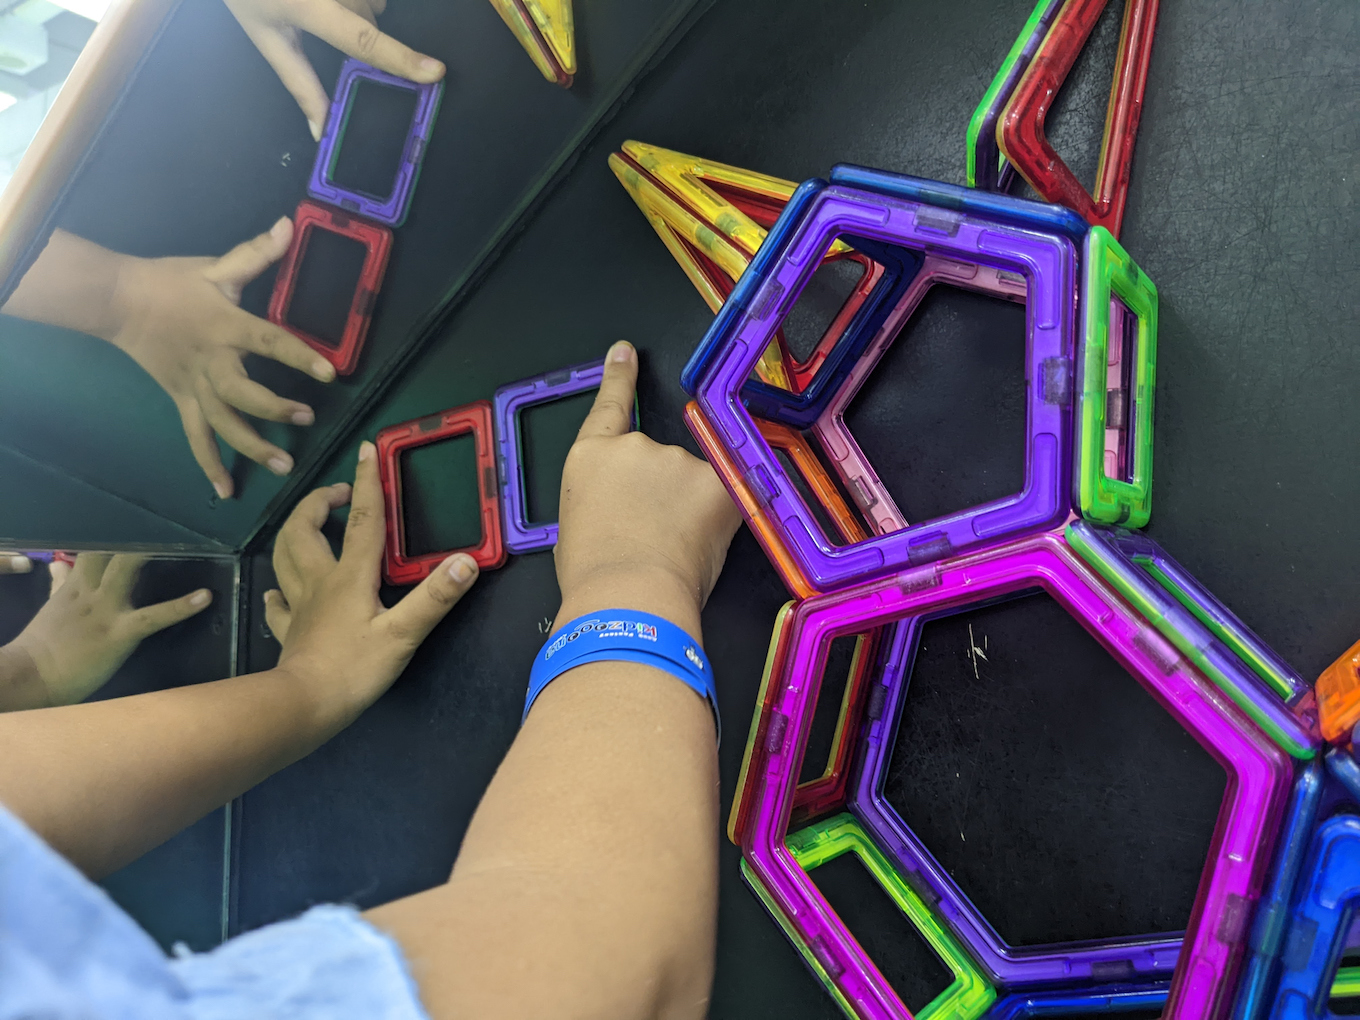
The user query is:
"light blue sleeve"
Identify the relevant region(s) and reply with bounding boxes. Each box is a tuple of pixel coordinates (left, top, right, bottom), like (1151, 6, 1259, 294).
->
(0, 803, 429, 1020)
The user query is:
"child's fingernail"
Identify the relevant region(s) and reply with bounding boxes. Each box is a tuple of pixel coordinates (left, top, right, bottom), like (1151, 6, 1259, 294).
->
(268, 455, 293, 475)
(291, 408, 315, 426)
(448, 555, 476, 583)
(610, 341, 634, 363)
(271, 216, 290, 239)
(189, 589, 212, 608)
(213, 481, 232, 500)
(9, 555, 31, 573)
(312, 359, 336, 381)
(358, 441, 375, 462)
(308, 119, 322, 142)
(419, 57, 444, 78)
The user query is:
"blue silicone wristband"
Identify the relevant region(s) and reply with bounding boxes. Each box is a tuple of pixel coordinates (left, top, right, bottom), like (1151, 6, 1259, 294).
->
(525, 610, 719, 740)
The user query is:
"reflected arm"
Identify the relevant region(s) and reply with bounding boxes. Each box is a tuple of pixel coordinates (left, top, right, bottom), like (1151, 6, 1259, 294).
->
(1, 229, 129, 339)
(0, 665, 355, 878)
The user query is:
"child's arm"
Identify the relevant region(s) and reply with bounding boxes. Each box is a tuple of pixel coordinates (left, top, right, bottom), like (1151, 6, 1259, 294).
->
(366, 342, 742, 1020)
(0, 447, 479, 879)
(0, 553, 212, 712)
(3, 224, 334, 499)
(222, 0, 446, 141)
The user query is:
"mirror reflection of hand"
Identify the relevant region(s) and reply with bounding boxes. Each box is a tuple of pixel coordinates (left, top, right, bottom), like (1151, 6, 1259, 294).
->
(108, 218, 336, 500)
(263, 442, 476, 721)
(224, 0, 446, 141)
(0, 553, 32, 575)
(6, 554, 213, 707)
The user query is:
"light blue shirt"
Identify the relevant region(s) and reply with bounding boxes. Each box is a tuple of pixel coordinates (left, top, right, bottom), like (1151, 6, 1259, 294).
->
(0, 803, 428, 1019)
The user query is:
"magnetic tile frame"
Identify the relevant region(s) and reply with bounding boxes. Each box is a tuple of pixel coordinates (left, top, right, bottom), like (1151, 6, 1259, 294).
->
(267, 198, 392, 376)
(609, 140, 881, 393)
(376, 400, 506, 585)
(1067, 520, 1319, 759)
(492, 358, 638, 554)
(684, 401, 867, 600)
(810, 253, 1031, 535)
(1076, 227, 1156, 527)
(308, 58, 443, 227)
(998, 0, 1160, 237)
(727, 601, 884, 848)
(965, 0, 1066, 191)
(687, 172, 1078, 590)
(743, 811, 997, 1020)
(740, 532, 1290, 1016)
(485, 0, 575, 85)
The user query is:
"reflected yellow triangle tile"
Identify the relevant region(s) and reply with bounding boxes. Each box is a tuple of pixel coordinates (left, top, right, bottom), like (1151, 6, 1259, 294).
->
(523, 0, 575, 77)
(486, 0, 574, 86)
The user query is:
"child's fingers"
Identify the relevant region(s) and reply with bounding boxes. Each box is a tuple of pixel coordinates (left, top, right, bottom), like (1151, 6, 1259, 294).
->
(206, 217, 292, 290)
(0, 554, 32, 574)
(72, 553, 112, 591)
(199, 390, 294, 477)
(47, 560, 70, 598)
(339, 442, 386, 576)
(277, 483, 350, 584)
(576, 342, 638, 441)
(263, 589, 291, 644)
(232, 311, 336, 383)
(247, 25, 331, 140)
(179, 400, 234, 501)
(294, 0, 444, 84)
(208, 355, 315, 426)
(382, 554, 478, 650)
(100, 554, 150, 604)
(128, 588, 213, 641)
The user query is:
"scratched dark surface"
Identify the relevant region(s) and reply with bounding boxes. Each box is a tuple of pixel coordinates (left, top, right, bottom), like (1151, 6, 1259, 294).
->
(0, 0, 1355, 1015)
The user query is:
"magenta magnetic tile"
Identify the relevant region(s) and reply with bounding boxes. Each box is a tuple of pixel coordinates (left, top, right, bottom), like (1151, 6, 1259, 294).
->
(741, 532, 1290, 1017)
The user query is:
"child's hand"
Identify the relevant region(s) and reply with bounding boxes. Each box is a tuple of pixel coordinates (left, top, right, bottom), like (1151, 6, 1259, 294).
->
(553, 342, 742, 640)
(224, 0, 446, 141)
(263, 442, 478, 721)
(107, 218, 335, 500)
(5, 554, 213, 708)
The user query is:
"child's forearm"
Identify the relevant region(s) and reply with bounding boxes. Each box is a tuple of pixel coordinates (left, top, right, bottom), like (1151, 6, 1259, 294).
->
(1, 229, 131, 341)
(366, 569, 719, 1020)
(0, 665, 359, 878)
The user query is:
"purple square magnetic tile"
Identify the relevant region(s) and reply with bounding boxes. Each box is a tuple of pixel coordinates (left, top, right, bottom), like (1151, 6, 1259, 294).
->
(308, 58, 443, 227)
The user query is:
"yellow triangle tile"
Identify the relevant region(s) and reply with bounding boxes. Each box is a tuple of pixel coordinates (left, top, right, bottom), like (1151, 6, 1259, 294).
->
(610, 147, 791, 389)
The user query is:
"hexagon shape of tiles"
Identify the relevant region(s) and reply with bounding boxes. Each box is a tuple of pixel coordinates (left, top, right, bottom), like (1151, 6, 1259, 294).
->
(740, 533, 1291, 1020)
(682, 167, 1084, 590)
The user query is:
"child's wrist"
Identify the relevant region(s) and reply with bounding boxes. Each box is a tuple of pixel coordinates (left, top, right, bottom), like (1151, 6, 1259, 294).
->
(555, 565, 705, 648)
(103, 253, 146, 348)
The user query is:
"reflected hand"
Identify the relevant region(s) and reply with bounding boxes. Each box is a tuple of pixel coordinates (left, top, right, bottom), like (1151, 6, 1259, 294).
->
(6, 553, 212, 707)
(224, 0, 446, 140)
(263, 441, 477, 720)
(553, 342, 742, 636)
(108, 217, 336, 500)
(0, 553, 32, 575)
